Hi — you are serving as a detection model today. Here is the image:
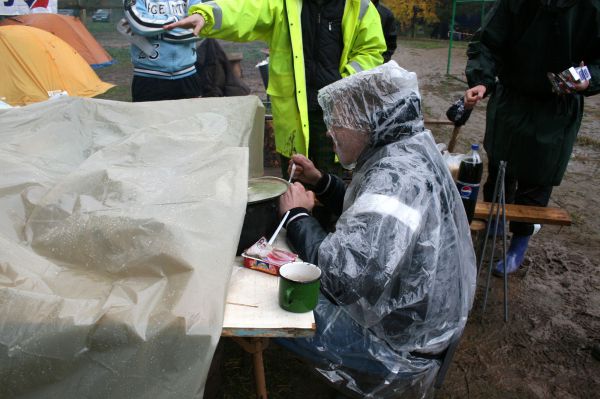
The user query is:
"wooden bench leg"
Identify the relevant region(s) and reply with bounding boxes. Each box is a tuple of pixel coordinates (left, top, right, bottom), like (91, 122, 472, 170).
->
(447, 125, 461, 153)
(232, 337, 270, 399)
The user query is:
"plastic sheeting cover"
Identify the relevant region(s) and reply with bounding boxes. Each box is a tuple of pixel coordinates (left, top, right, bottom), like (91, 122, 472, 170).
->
(306, 62, 477, 397)
(0, 96, 264, 398)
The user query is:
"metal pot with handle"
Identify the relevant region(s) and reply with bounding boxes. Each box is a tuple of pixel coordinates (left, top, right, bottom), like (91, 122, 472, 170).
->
(236, 176, 289, 255)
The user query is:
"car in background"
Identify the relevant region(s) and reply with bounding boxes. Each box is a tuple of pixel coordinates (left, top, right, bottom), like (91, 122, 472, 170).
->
(58, 9, 79, 17)
(92, 9, 111, 22)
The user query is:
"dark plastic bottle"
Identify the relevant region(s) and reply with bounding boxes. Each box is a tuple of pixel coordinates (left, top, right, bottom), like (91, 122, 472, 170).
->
(456, 144, 483, 224)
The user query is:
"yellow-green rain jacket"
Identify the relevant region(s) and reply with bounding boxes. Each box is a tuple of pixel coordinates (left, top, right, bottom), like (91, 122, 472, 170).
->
(189, 0, 386, 157)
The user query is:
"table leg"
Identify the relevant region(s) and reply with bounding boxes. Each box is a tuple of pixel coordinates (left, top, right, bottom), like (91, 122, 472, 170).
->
(252, 339, 268, 399)
(231, 337, 270, 399)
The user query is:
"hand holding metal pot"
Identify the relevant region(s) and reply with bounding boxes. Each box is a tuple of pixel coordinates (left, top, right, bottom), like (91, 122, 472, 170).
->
(288, 154, 322, 185)
(279, 182, 316, 216)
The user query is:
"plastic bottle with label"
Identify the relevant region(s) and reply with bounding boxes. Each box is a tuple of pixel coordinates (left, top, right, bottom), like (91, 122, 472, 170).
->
(456, 144, 483, 224)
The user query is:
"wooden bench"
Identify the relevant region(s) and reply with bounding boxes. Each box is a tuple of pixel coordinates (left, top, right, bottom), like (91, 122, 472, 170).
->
(473, 202, 571, 226)
(470, 202, 571, 247)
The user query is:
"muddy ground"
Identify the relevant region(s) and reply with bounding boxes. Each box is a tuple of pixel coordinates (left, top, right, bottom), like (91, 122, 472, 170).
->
(95, 32, 600, 398)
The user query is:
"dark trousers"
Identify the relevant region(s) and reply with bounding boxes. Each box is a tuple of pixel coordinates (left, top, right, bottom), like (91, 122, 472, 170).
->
(131, 73, 202, 102)
(279, 109, 343, 179)
(280, 110, 342, 231)
(483, 161, 553, 236)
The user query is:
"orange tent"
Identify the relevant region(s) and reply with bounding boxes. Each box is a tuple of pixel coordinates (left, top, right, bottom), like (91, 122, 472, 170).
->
(0, 13, 114, 68)
(0, 25, 114, 106)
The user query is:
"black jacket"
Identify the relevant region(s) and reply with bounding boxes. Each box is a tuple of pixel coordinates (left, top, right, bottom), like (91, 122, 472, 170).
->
(302, 0, 346, 110)
(285, 173, 345, 265)
(465, 0, 600, 185)
(194, 39, 251, 97)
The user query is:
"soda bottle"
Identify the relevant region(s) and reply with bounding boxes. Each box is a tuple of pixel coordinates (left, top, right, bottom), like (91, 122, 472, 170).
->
(456, 144, 483, 224)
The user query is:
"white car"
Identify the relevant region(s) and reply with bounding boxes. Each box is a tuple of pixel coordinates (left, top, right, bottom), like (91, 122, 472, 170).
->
(92, 9, 110, 22)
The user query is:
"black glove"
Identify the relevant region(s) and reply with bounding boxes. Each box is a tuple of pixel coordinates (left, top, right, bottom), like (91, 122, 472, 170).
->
(446, 97, 473, 127)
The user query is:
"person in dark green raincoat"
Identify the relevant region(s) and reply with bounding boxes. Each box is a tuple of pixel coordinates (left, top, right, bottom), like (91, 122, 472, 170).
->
(464, 0, 600, 275)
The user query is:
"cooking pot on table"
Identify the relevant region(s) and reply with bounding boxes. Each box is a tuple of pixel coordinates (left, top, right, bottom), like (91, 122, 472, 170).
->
(236, 176, 289, 255)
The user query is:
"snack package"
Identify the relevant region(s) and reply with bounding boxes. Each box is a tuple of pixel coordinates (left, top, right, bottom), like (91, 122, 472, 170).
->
(566, 66, 591, 82)
(242, 237, 298, 275)
(548, 65, 591, 95)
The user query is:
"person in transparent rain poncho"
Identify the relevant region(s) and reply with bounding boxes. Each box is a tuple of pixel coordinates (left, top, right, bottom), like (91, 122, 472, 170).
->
(276, 61, 477, 398)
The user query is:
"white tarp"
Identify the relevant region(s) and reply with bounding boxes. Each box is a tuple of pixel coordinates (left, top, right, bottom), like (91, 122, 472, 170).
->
(0, 96, 265, 398)
(0, 0, 57, 15)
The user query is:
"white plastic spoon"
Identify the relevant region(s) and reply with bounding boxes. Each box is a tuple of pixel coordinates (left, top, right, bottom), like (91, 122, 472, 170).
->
(288, 162, 296, 184)
(268, 210, 290, 245)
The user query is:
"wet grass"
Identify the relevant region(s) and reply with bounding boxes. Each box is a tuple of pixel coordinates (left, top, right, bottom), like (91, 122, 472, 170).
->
(569, 210, 584, 226)
(399, 38, 467, 50)
(96, 83, 130, 102)
(84, 18, 119, 33)
(104, 46, 130, 63)
(582, 107, 600, 126)
(95, 47, 132, 102)
(576, 135, 600, 151)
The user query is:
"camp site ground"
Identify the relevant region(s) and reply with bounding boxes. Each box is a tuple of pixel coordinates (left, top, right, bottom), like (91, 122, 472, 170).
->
(0, 10, 599, 399)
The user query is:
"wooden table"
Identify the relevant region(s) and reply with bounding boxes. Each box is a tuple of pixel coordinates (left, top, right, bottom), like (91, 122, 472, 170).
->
(222, 248, 316, 398)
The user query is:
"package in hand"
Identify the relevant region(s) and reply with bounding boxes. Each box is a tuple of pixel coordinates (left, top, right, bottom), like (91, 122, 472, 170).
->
(547, 65, 591, 95)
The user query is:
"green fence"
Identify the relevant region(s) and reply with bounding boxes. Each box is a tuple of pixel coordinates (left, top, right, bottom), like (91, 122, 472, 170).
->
(446, 0, 496, 75)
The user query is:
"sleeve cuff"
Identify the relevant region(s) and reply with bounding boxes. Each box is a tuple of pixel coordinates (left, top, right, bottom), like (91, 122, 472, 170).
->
(314, 174, 332, 196)
(190, 9, 212, 32)
(284, 207, 310, 228)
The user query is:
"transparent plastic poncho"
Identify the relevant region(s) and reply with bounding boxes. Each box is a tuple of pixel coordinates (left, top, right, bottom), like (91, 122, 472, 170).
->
(302, 62, 477, 398)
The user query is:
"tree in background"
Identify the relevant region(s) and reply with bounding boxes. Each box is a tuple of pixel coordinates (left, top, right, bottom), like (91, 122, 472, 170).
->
(386, 0, 442, 37)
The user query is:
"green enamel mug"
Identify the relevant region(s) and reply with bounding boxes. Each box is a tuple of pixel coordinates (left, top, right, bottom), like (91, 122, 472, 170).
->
(278, 262, 321, 313)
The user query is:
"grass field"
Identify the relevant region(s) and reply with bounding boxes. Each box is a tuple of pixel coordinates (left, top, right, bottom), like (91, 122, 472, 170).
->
(400, 38, 467, 50)
(95, 47, 132, 102)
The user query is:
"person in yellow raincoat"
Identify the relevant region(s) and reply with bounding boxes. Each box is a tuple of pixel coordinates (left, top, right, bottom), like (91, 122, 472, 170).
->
(165, 0, 385, 177)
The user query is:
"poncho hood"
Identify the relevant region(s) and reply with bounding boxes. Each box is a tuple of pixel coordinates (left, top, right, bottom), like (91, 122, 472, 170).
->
(318, 61, 425, 151)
